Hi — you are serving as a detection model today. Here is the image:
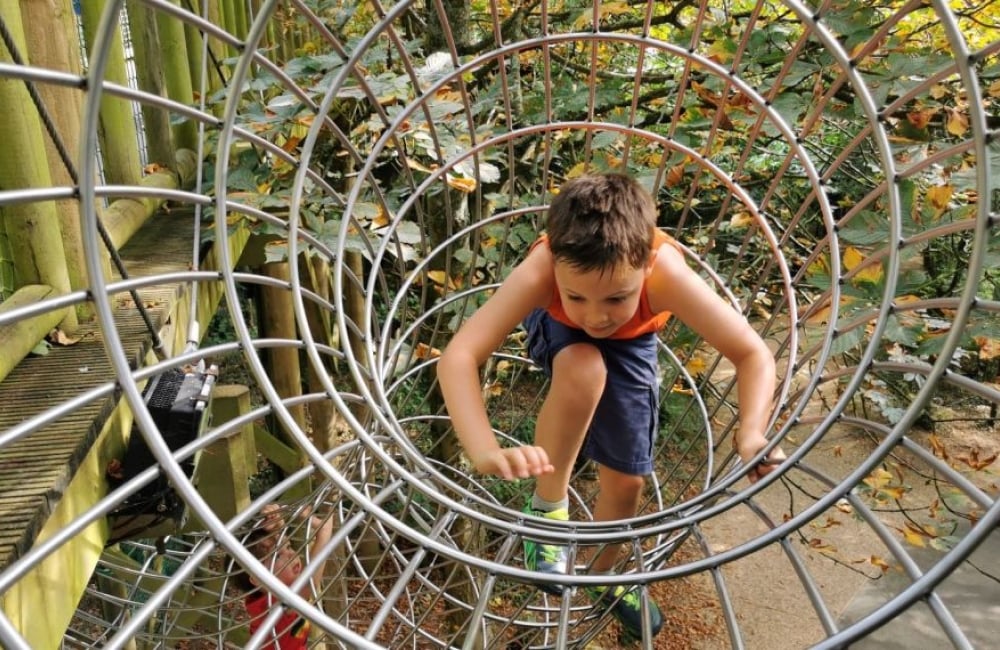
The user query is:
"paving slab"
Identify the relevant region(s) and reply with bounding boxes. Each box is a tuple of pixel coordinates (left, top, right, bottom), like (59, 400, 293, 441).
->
(838, 524, 1000, 649)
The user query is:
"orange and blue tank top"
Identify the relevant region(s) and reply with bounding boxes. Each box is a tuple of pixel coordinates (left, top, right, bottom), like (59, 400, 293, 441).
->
(530, 229, 675, 339)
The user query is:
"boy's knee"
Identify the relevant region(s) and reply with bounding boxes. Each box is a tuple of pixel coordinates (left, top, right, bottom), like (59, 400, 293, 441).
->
(552, 344, 606, 397)
(601, 470, 645, 499)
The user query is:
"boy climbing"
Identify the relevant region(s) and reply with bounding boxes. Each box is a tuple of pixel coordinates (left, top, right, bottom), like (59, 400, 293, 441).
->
(437, 172, 783, 640)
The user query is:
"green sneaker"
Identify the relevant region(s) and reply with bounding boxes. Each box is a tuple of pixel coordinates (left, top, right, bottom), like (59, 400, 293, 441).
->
(586, 583, 663, 640)
(522, 505, 569, 594)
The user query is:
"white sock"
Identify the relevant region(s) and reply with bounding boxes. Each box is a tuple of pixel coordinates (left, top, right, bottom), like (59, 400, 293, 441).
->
(531, 494, 569, 512)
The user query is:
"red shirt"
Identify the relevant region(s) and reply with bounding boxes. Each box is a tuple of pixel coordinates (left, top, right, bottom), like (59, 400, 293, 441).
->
(533, 230, 675, 339)
(245, 592, 311, 649)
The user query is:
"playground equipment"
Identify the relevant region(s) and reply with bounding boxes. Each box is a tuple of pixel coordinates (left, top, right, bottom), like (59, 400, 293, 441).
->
(0, 1, 997, 648)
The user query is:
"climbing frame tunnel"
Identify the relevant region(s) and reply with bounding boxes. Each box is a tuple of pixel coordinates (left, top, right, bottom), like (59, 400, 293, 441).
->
(0, 1, 998, 648)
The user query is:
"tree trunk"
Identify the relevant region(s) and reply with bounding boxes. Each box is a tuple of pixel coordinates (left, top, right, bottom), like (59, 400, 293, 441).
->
(0, 0, 78, 332)
(423, 1, 471, 51)
(420, 4, 486, 642)
(125, 1, 176, 169)
(79, 0, 142, 186)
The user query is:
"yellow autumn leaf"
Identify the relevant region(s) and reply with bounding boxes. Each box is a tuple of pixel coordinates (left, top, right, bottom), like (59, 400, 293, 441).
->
(811, 516, 842, 530)
(406, 158, 436, 174)
(956, 448, 998, 471)
(729, 211, 755, 229)
(572, 1, 629, 29)
(928, 434, 948, 460)
(600, 1, 631, 16)
(434, 88, 462, 103)
(684, 354, 707, 375)
(879, 485, 908, 500)
(48, 328, 82, 346)
(665, 162, 685, 188)
(707, 38, 734, 65)
(670, 383, 694, 395)
(372, 205, 390, 228)
(425, 270, 457, 289)
(870, 555, 891, 573)
(863, 467, 893, 490)
(989, 79, 1000, 98)
(843, 246, 883, 284)
(945, 107, 968, 137)
(898, 523, 927, 548)
(806, 255, 829, 276)
(973, 335, 1000, 361)
(906, 108, 934, 129)
(447, 174, 477, 193)
(925, 184, 953, 218)
(414, 342, 441, 360)
(567, 161, 592, 179)
(807, 538, 837, 555)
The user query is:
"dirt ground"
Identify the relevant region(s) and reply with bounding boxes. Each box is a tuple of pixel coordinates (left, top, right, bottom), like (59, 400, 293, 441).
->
(613, 393, 1000, 650)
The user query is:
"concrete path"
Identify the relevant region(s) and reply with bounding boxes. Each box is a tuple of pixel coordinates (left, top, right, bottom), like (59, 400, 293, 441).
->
(838, 524, 1000, 649)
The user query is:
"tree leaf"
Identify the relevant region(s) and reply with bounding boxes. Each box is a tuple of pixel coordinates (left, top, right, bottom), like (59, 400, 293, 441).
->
(843, 246, 884, 284)
(870, 555, 891, 573)
(945, 107, 969, 137)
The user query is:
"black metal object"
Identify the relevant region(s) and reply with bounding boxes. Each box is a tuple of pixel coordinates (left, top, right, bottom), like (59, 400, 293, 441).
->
(107, 362, 218, 537)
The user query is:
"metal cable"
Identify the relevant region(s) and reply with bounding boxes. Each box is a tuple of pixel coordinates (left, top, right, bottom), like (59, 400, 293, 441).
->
(0, 11, 165, 356)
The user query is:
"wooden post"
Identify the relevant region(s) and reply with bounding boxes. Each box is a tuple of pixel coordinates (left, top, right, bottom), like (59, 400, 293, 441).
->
(260, 262, 308, 444)
(155, 0, 199, 151)
(0, 285, 70, 384)
(125, 2, 176, 169)
(185, 385, 254, 531)
(301, 254, 339, 452)
(100, 153, 197, 251)
(20, 0, 96, 322)
(181, 0, 208, 99)
(79, 0, 143, 187)
(0, 0, 78, 333)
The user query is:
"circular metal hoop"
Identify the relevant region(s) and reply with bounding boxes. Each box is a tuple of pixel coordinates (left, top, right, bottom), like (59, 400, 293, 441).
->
(0, 1, 996, 648)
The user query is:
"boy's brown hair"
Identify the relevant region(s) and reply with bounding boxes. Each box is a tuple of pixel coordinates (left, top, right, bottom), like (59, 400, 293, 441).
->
(546, 173, 657, 272)
(232, 525, 279, 592)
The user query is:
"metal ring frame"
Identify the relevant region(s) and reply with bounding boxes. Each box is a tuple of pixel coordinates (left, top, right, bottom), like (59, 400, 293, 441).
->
(0, 1, 996, 648)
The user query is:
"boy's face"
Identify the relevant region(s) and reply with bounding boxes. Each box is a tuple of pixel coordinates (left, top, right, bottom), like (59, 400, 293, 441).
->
(267, 541, 303, 586)
(553, 259, 651, 338)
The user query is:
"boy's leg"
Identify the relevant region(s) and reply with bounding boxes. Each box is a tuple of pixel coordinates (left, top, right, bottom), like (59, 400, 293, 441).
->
(522, 342, 606, 589)
(586, 464, 663, 639)
(589, 464, 645, 572)
(533, 342, 606, 503)
(572, 332, 663, 638)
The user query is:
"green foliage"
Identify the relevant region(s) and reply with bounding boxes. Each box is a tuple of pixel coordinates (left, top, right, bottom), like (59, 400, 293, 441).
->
(194, 1, 998, 509)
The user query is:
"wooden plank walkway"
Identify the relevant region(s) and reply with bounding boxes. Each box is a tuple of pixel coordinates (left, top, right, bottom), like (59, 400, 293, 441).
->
(0, 209, 248, 572)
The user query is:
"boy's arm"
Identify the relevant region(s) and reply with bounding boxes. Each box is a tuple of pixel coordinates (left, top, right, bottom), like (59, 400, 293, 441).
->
(437, 246, 555, 480)
(305, 513, 334, 598)
(647, 243, 783, 482)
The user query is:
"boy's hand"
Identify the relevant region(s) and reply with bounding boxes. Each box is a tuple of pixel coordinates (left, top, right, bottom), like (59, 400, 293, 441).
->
(259, 503, 286, 533)
(735, 433, 786, 484)
(471, 445, 554, 480)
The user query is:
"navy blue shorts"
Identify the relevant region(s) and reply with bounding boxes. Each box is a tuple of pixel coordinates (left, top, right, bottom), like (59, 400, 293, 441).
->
(524, 309, 659, 476)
